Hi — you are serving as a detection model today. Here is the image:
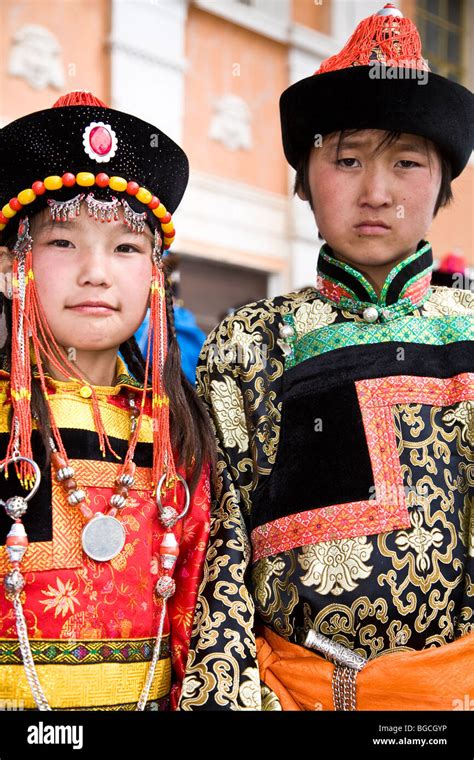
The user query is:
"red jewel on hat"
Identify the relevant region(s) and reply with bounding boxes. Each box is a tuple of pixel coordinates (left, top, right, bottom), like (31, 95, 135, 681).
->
(126, 181, 140, 196)
(89, 126, 112, 156)
(83, 121, 118, 163)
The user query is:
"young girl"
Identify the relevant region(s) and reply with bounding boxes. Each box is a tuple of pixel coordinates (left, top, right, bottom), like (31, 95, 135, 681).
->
(181, 4, 474, 710)
(0, 91, 214, 710)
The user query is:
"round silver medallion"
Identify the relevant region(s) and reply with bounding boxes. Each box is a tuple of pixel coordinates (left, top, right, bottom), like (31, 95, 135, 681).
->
(81, 513, 126, 562)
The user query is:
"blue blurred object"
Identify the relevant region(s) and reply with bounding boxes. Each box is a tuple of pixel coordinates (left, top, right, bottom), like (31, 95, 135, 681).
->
(133, 305, 206, 385)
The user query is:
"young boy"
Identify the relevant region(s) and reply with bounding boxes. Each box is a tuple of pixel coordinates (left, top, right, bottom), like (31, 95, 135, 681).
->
(181, 4, 474, 710)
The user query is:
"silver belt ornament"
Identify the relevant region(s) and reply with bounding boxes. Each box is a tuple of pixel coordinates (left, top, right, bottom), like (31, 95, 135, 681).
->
(304, 629, 368, 711)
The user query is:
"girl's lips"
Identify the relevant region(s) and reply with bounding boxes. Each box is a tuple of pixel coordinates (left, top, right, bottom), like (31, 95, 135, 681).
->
(68, 305, 116, 315)
(354, 225, 391, 235)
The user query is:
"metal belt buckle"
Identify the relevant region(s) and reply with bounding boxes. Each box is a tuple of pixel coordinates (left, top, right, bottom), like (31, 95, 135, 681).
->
(304, 629, 368, 711)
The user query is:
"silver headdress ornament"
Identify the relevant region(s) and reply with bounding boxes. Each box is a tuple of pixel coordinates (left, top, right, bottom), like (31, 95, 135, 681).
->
(47, 193, 149, 233)
(47, 193, 85, 223)
(84, 193, 120, 223)
(122, 199, 147, 234)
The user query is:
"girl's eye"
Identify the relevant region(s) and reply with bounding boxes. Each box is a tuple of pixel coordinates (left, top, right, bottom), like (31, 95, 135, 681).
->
(397, 160, 420, 168)
(115, 244, 141, 253)
(337, 158, 360, 168)
(49, 239, 73, 248)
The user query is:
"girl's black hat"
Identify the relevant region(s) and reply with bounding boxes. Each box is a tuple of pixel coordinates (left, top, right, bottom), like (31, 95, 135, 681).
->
(0, 91, 188, 245)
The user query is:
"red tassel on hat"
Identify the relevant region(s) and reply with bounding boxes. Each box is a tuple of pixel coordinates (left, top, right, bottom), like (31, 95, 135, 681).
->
(316, 3, 427, 75)
(51, 91, 107, 108)
(148, 243, 177, 497)
(4, 239, 35, 486)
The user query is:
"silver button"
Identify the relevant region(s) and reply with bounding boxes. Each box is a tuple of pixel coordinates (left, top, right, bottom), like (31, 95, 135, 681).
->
(362, 306, 379, 323)
(279, 323, 295, 339)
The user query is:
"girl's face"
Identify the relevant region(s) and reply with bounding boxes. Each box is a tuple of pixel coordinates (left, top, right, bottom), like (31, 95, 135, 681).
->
(304, 129, 442, 270)
(30, 206, 153, 355)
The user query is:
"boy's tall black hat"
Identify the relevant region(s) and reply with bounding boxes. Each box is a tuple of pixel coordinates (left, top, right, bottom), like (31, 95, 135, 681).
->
(0, 91, 189, 244)
(280, 3, 473, 178)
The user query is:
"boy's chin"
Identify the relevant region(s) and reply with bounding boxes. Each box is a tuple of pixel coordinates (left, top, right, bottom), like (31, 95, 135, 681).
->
(333, 239, 415, 268)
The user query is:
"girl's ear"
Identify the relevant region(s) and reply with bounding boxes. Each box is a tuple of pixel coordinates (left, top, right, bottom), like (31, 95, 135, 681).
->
(0, 247, 14, 274)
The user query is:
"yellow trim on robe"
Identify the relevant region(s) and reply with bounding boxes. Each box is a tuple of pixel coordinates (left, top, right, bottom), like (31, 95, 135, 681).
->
(0, 657, 171, 709)
(0, 356, 153, 441)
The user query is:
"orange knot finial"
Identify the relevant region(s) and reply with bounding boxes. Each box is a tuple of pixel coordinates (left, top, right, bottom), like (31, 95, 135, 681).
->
(52, 91, 107, 108)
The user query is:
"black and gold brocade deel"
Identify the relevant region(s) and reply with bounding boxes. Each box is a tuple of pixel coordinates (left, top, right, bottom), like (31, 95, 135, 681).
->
(180, 243, 474, 710)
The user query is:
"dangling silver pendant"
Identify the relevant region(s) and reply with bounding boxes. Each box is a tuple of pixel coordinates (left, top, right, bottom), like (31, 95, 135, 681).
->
(81, 513, 125, 562)
(48, 193, 85, 223)
(121, 199, 147, 233)
(84, 193, 120, 223)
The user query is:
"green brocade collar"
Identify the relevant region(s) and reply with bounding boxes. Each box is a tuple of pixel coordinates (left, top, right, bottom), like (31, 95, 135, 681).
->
(316, 240, 433, 322)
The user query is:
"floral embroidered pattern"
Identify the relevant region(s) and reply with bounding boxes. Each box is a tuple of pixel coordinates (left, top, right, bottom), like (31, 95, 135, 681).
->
(209, 375, 249, 453)
(395, 509, 444, 573)
(181, 277, 474, 709)
(293, 299, 338, 336)
(39, 578, 81, 618)
(298, 537, 374, 596)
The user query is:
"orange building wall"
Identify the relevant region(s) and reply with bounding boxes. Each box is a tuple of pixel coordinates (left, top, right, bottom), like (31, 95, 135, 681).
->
(292, 0, 331, 34)
(0, 0, 110, 121)
(428, 164, 473, 266)
(400, 0, 473, 266)
(182, 6, 288, 195)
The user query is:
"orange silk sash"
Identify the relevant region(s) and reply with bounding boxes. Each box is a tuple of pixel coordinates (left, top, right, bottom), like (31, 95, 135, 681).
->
(256, 626, 474, 711)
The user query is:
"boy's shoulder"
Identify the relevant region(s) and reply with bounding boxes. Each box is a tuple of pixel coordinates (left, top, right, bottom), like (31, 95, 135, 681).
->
(422, 285, 474, 317)
(205, 287, 334, 345)
(200, 283, 474, 364)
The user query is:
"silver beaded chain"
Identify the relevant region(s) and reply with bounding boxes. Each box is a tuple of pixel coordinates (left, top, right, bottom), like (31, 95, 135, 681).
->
(1, 461, 190, 711)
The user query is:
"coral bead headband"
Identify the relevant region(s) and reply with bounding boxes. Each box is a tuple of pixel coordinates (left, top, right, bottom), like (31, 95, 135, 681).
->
(0, 172, 176, 248)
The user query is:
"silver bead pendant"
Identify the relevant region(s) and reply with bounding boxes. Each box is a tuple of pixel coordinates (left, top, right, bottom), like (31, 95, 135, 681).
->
(4, 495, 28, 520)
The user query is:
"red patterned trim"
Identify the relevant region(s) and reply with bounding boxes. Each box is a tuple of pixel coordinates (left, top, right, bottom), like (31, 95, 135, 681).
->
(402, 271, 432, 305)
(251, 372, 473, 562)
(316, 274, 355, 304)
(356, 372, 473, 407)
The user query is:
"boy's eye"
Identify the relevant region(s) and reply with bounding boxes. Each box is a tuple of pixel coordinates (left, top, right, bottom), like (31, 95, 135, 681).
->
(397, 160, 420, 168)
(337, 158, 360, 168)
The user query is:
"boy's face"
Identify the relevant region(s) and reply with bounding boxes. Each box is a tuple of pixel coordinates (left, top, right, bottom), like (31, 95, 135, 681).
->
(29, 206, 153, 356)
(304, 129, 442, 270)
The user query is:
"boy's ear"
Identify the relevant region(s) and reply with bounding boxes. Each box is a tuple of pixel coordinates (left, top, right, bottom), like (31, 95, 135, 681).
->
(295, 185, 308, 201)
(0, 247, 14, 274)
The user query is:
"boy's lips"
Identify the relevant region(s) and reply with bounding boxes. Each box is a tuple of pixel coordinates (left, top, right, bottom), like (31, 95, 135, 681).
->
(354, 221, 391, 235)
